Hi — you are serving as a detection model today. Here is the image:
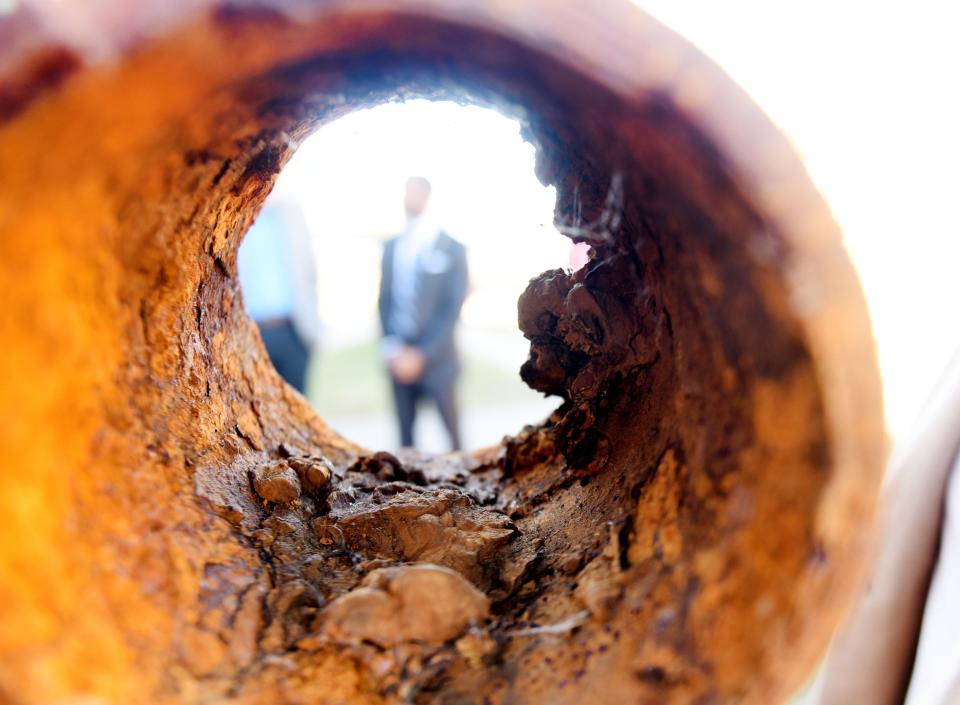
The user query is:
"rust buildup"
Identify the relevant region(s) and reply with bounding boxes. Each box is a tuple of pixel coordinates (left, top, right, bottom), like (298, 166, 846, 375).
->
(0, 2, 884, 704)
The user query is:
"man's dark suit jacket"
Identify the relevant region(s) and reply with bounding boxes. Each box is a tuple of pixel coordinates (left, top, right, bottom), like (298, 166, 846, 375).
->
(378, 231, 468, 387)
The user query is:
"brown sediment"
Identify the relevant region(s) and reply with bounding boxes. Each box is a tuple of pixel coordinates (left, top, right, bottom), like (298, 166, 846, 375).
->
(0, 2, 885, 705)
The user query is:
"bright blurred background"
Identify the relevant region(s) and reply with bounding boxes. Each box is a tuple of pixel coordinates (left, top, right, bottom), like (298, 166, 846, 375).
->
(265, 101, 566, 452)
(639, 0, 960, 441)
(242, 0, 959, 455)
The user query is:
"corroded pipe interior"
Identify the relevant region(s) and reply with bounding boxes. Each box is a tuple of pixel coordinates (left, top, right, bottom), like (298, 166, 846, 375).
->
(0, 3, 883, 705)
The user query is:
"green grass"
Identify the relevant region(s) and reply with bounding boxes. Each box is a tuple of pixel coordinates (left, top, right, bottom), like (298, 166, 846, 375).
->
(306, 338, 541, 415)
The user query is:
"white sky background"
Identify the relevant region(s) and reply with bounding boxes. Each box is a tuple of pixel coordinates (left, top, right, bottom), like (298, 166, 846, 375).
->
(268, 1, 959, 441)
(636, 0, 960, 439)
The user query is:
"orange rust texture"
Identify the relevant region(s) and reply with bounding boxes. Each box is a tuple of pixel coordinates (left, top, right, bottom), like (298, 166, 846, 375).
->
(0, 2, 884, 705)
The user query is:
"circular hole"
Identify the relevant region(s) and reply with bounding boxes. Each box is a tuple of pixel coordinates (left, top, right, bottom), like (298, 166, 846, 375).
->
(237, 99, 566, 454)
(191, 44, 831, 700)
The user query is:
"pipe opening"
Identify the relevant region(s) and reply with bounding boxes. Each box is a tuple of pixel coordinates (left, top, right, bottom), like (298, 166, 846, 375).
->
(236, 98, 565, 454)
(180, 35, 826, 701)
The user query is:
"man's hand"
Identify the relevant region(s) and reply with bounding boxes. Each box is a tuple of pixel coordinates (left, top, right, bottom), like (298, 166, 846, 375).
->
(389, 345, 426, 384)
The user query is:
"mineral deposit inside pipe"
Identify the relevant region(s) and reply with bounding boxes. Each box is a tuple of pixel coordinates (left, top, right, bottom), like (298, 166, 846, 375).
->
(0, 2, 885, 705)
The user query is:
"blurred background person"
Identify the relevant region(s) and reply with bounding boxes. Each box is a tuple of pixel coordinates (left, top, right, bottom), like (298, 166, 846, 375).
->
(379, 177, 468, 451)
(238, 198, 321, 394)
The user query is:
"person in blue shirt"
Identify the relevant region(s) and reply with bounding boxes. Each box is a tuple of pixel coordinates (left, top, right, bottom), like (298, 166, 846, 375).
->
(238, 200, 320, 393)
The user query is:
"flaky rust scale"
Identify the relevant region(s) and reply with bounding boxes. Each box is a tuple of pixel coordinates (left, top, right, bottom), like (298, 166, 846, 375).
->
(0, 1, 884, 704)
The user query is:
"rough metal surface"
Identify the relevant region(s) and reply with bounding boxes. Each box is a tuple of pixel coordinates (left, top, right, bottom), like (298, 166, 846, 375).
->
(0, 2, 884, 704)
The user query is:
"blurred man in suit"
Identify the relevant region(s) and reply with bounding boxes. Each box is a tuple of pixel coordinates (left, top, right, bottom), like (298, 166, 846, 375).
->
(379, 177, 468, 451)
